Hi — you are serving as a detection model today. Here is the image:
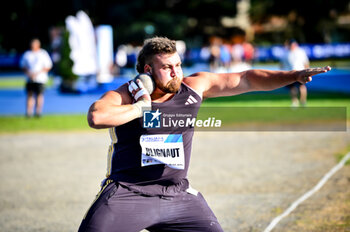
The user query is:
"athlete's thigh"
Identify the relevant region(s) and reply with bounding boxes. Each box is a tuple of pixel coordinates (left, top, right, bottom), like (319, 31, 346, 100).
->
(148, 192, 224, 232)
(78, 182, 117, 232)
(78, 182, 160, 232)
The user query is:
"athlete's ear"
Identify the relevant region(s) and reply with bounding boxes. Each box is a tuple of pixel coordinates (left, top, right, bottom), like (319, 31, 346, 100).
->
(144, 64, 152, 75)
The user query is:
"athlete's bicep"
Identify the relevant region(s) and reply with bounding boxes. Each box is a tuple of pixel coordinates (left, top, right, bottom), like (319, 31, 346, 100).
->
(98, 91, 123, 106)
(87, 84, 136, 128)
(185, 72, 250, 99)
(203, 73, 244, 98)
(95, 84, 132, 108)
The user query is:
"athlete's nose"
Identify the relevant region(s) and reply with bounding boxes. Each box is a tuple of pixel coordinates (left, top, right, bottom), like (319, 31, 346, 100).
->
(170, 68, 176, 78)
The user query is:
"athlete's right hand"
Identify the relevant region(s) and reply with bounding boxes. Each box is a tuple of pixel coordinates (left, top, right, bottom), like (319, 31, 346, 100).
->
(128, 79, 151, 117)
(128, 79, 152, 102)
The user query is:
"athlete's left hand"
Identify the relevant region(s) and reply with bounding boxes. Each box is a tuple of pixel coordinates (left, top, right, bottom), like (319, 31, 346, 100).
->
(297, 66, 331, 84)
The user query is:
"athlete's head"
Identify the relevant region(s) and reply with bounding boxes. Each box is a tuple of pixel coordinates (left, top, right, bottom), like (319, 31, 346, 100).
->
(136, 37, 183, 93)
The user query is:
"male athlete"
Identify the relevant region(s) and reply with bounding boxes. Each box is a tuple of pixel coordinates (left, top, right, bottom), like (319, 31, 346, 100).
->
(78, 37, 330, 232)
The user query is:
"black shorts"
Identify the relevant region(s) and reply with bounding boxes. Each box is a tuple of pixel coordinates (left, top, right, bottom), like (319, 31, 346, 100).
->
(78, 181, 224, 232)
(26, 82, 45, 95)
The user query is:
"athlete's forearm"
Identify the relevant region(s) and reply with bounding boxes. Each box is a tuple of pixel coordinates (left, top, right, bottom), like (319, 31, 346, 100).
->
(199, 67, 329, 99)
(87, 101, 141, 129)
(245, 66, 331, 91)
(200, 70, 299, 98)
(245, 69, 299, 91)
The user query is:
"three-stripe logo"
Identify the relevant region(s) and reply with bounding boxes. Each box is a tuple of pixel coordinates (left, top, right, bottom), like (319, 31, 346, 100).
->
(185, 95, 198, 105)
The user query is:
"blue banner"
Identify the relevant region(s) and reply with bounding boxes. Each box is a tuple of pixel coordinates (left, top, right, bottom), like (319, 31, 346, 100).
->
(255, 43, 350, 61)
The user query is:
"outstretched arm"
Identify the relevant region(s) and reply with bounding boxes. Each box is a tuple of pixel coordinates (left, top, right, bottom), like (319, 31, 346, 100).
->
(184, 66, 331, 98)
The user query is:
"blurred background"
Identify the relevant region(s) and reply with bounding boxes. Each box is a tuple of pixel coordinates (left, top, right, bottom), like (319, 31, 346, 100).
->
(0, 0, 350, 118)
(1, 3, 349, 232)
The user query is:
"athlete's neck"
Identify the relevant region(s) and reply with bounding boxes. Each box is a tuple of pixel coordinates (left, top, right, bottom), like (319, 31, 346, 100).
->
(151, 89, 176, 103)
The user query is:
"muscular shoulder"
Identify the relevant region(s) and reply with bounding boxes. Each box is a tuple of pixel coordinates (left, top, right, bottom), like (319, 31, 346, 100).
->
(101, 83, 133, 105)
(183, 72, 214, 97)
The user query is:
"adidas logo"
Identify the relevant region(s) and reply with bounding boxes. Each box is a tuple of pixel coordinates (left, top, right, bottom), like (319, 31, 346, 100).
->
(185, 95, 198, 105)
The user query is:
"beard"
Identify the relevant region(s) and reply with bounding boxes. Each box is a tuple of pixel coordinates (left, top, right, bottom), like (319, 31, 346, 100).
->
(156, 77, 182, 93)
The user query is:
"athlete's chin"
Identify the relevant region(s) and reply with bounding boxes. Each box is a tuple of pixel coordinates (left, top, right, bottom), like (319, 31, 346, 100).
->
(166, 80, 182, 93)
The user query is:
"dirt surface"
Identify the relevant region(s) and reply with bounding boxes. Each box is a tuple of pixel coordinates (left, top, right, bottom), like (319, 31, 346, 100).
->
(0, 130, 349, 232)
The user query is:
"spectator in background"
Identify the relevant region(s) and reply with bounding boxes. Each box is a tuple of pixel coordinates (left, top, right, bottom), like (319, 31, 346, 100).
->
(230, 41, 253, 73)
(219, 40, 232, 71)
(20, 38, 53, 118)
(231, 42, 244, 64)
(281, 39, 310, 107)
(208, 36, 221, 72)
(114, 45, 128, 75)
(49, 27, 63, 76)
(242, 41, 255, 65)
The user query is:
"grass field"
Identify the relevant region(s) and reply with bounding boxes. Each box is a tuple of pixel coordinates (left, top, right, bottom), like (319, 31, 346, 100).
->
(0, 76, 26, 89)
(0, 92, 348, 133)
(199, 92, 349, 130)
(0, 114, 89, 133)
(0, 76, 54, 89)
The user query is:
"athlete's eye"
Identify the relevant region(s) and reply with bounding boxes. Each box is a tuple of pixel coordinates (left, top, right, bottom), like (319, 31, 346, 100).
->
(163, 66, 172, 71)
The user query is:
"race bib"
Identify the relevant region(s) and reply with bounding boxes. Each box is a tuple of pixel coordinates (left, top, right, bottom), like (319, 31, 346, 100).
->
(140, 134, 185, 170)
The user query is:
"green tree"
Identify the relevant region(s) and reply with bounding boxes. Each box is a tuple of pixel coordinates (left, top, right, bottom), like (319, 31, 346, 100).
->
(56, 30, 78, 92)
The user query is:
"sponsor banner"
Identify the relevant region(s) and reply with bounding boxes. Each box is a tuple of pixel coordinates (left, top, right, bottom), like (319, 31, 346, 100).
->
(186, 43, 350, 64)
(142, 106, 346, 132)
(255, 43, 350, 61)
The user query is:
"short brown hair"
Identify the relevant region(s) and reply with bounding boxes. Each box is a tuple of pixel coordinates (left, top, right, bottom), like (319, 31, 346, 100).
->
(136, 37, 177, 73)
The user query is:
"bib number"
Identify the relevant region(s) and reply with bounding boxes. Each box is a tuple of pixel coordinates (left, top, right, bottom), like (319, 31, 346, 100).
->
(140, 134, 185, 170)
